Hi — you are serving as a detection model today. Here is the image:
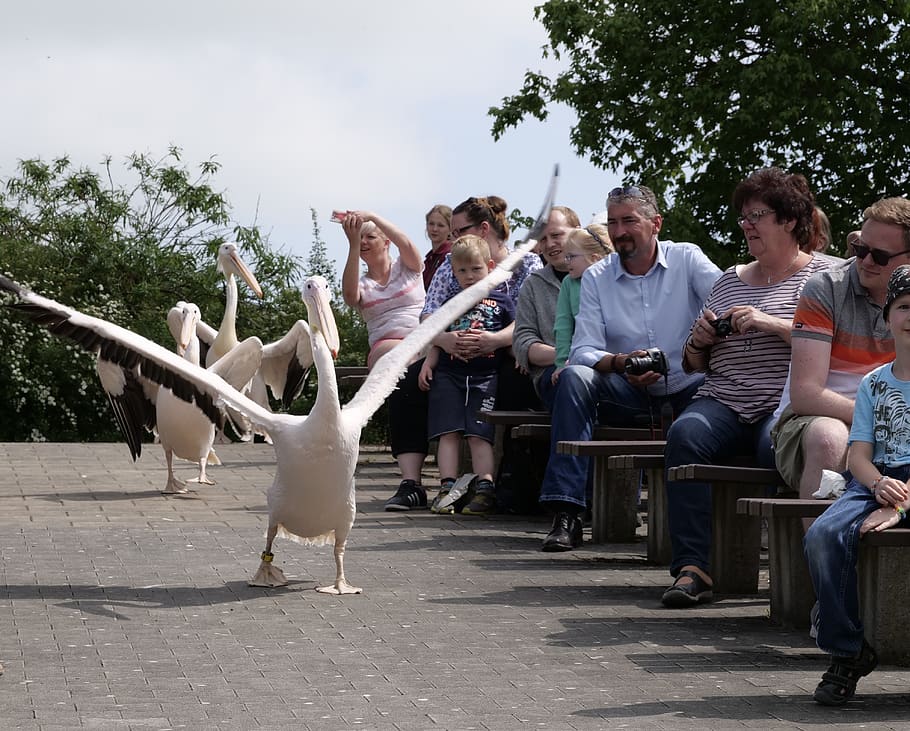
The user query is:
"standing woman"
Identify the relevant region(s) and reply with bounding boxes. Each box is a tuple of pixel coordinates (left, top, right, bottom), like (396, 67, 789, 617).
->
(340, 211, 425, 370)
(383, 195, 543, 512)
(422, 204, 453, 290)
(661, 167, 833, 608)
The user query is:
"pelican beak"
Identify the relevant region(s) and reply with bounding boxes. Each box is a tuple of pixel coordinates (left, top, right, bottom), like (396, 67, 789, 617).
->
(177, 309, 196, 356)
(304, 278, 340, 359)
(231, 250, 263, 299)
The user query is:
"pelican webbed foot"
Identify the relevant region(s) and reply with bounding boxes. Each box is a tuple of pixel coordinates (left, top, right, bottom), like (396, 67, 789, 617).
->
(315, 580, 362, 595)
(248, 551, 288, 587)
(162, 477, 190, 495)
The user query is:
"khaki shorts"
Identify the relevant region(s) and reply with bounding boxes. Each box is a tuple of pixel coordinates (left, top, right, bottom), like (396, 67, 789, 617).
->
(771, 406, 820, 491)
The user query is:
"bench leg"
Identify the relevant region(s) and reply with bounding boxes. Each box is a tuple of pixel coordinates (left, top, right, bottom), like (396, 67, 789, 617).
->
(591, 459, 638, 543)
(859, 546, 910, 665)
(646, 468, 671, 564)
(711, 482, 762, 594)
(768, 517, 815, 628)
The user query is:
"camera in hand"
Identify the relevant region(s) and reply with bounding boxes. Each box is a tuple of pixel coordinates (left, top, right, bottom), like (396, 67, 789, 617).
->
(711, 315, 733, 337)
(624, 348, 669, 377)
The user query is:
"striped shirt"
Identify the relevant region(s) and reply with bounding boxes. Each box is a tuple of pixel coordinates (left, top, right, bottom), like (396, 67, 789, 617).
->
(358, 257, 425, 347)
(774, 260, 895, 418)
(694, 256, 831, 422)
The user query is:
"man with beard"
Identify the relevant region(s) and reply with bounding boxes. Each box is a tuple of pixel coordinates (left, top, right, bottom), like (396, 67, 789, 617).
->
(538, 185, 721, 551)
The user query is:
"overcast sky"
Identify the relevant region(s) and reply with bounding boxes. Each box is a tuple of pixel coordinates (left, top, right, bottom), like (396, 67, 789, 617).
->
(2, 1, 620, 274)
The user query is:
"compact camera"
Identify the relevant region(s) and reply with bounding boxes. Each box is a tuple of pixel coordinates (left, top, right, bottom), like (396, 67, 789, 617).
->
(330, 210, 349, 223)
(624, 348, 669, 377)
(711, 315, 733, 337)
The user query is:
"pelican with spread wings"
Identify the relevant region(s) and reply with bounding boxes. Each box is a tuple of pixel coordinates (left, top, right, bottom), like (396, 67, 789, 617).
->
(1, 169, 557, 594)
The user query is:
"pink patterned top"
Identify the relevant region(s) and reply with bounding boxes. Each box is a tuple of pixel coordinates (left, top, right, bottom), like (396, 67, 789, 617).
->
(358, 257, 425, 347)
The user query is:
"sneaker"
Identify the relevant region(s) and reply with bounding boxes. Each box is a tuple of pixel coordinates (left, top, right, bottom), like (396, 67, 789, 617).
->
(384, 480, 427, 512)
(462, 486, 496, 516)
(431, 479, 457, 514)
(432, 474, 476, 514)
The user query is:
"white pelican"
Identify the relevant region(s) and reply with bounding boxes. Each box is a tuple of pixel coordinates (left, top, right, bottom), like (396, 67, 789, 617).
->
(98, 301, 263, 494)
(1, 169, 557, 594)
(206, 242, 263, 368)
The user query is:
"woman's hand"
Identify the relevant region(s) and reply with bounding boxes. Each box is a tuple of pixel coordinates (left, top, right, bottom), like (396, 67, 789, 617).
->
(726, 305, 779, 335)
(418, 361, 434, 391)
(455, 329, 499, 358)
(689, 308, 724, 349)
(342, 212, 364, 245)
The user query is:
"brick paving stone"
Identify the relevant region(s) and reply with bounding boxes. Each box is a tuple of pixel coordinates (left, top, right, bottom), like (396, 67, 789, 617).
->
(3, 443, 910, 728)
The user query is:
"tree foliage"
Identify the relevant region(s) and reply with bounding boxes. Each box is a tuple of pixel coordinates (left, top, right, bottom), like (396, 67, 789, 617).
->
(0, 150, 369, 441)
(490, 0, 910, 267)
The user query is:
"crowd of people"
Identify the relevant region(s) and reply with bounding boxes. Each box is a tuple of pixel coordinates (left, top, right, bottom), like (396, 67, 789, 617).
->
(334, 171, 910, 707)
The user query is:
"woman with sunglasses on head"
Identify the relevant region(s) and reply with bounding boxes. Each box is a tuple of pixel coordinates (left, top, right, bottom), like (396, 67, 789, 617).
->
(661, 167, 834, 608)
(382, 195, 543, 512)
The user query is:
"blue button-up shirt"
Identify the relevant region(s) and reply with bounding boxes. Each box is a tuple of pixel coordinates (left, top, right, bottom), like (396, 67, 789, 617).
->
(570, 240, 722, 395)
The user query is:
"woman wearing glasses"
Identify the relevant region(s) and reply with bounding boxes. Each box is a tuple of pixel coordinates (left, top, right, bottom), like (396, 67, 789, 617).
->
(661, 167, 834, 608)
(383, 195, 544, 512)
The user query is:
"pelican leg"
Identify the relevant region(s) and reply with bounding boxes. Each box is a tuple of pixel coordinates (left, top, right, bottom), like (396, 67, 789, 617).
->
(161, 448, 189, 494)
(187, 458, 216, 486)
(248, 523, 288, 587)
(316, 538, 362, 595)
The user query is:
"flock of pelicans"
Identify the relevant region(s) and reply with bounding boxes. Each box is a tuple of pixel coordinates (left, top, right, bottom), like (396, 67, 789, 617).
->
(0, 234, 544, 594)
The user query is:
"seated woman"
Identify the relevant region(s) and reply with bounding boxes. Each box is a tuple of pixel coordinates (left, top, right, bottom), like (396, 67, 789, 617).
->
(661, 167, 834, 608)
(385, 195, 543, 512)
(340, 210, 425, 370)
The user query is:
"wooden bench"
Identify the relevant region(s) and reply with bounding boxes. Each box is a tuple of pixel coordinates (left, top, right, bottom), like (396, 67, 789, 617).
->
(737, 496, 910, 665)
(335, 366, 370, 387)
(666, 464, 785, 595)
(608, 454, 669, 563)
(557, 440, 665, 542)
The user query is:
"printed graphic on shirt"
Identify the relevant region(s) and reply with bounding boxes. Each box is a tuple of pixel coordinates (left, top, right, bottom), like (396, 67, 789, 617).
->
(869, 372, 910, 464)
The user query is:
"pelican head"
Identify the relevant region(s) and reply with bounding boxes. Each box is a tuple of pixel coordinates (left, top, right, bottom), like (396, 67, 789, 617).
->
(302, 276, 340, 359)
(217, 243, 263, 299)
(175, 302, 202, 357)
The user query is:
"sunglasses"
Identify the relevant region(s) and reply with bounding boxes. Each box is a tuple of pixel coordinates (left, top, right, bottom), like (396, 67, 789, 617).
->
(852, 242, 910, 267)
(607, 185, 644, 200)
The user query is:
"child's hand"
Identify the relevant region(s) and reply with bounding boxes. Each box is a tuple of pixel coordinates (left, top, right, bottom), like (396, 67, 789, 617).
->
(551, 367, 564, 385)
(418, 363, 433, 391)
(860, 505, 903, 535)
(873, 475, 910, 506)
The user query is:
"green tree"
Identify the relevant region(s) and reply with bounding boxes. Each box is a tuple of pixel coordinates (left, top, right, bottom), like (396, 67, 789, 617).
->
(490, 0, 910, 267)
(0, 150, 311, 441)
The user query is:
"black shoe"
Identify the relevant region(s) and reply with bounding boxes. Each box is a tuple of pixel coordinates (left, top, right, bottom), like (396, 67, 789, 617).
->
(813, 639, 878, 706)
(384, 480, 427, 512)
(542, 512, 583, 552)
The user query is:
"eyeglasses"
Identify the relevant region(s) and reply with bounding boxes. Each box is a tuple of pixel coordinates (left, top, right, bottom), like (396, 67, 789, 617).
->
(737, 209, 775, 226)
(607, 186, 644, 200)
(852, 242, 910, 266)
(564, 253, 583, 262)
(451, 223, 478, 238)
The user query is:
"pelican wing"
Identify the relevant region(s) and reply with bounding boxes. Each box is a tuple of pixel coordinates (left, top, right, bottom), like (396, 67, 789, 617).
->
(209, 335, 263, 392)
(96, 359, 157, 461)
(0, 275, 278, 439)
(259, 320, 313, 408)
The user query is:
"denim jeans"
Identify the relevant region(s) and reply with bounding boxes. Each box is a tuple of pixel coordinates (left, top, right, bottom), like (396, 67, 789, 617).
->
(804, 464, 910, 657)
(535, 365, 559, 413)
(664, 397, 775, 576)
(539, 365, 701, 507)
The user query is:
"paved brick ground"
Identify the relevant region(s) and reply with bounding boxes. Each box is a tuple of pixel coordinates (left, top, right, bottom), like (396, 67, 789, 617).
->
(1, 442, 910, 729)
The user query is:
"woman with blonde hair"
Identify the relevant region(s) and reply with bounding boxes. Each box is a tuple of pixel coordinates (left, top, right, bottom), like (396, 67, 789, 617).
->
(422, 204, 453, 289)
(340, 211, 425, 370)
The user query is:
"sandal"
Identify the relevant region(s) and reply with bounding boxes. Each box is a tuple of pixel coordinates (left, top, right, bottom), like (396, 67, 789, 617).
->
(813, 639, 878, 706)
(661, 569, 714, 608)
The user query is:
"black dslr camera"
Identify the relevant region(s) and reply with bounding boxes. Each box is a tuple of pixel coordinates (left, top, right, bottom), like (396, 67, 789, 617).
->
(624, 348, 669, 377)
(711, 315, 733, 338)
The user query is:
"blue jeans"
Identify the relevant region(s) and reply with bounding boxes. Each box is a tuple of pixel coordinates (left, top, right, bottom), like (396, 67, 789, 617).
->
(664, 397, 775, 576)
(539, 365, 701, 507)
(804, 465, 910, 657)
(535, 365, 559, 413)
